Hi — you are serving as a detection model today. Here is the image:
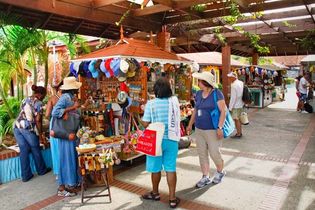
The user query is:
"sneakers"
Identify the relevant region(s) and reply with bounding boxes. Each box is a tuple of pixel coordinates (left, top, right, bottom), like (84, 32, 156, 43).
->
(212, 170, 226, 184)
(195, 175, 211, 188)
(57, 190, 77, 197)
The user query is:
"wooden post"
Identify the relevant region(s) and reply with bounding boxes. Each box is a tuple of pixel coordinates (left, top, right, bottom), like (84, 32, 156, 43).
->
(222, 44, 231, 103)
(157, 25, 171, 52)
(252, 52, 259, 65)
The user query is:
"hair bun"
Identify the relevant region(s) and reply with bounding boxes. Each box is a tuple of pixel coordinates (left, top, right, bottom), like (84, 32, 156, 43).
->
(31, 85, 37, 91)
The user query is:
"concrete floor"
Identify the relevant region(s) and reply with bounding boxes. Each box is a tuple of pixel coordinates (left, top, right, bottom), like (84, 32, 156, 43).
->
(1, 86, 315, 210)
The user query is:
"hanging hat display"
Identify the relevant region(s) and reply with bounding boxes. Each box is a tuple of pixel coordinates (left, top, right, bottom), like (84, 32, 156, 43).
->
(70, 62, 78, 78)
(110, 58, 120, 77)
(100, 59, 111, 78)
(273, 71, 278, 77)
(95, 59, 103, 71)
(242, 68, 246, 75)
(120, 59, 129, 73)
(117, 91, 128, 104)
(130, 58, 140, 70)
(78, 62, 86, 77)
(105, 58, 114, 77)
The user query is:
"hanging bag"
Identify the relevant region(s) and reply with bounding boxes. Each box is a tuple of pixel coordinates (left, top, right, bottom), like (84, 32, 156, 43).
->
(136, 100, 165, 156)
(210, 90, 235, 138)
(50, 112, 81, 140)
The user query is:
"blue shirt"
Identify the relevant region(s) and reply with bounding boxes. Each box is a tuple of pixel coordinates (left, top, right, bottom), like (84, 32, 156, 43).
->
(195, 89, 224, 130)
(52, 93, 75, 118)
(142, 98, 169, 139)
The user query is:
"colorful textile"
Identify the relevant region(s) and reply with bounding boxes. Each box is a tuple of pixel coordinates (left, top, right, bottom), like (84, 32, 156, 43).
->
(15, 97, 43, 133)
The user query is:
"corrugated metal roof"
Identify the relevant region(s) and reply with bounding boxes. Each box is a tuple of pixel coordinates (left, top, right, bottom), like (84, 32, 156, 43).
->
(177, 52, 246, 67)
(74, 38, 190, 63)
(301, 55, 315, 63)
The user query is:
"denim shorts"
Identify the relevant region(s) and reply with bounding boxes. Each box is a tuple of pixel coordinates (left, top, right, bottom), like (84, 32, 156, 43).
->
(146, 139, 179, 173)
(300, 93, 307, 102)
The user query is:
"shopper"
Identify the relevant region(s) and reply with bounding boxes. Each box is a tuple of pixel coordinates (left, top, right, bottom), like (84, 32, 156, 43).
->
(187, 71, 226, 188)
(227, 72, 244, 138)
(298, 73, 310, 112)
(14, 85, 51, 182)
(51, 76, 82, 197)
(138, 78, 181, 208)
(45, 84, 62, 177)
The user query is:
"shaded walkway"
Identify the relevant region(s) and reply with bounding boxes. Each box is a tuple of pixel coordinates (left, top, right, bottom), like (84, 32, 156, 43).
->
(1, 98, 315, 210)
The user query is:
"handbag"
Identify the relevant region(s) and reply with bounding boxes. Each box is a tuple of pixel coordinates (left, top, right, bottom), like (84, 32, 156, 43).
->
(50, 112, 81, 140)
(136, 122, 165, 156)
(136, 99, 165, 156)
(210, 90, 235, 138)
(240, 111, 249, 125)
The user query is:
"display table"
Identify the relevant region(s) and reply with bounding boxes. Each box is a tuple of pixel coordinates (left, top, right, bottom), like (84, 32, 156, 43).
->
(0, 148, 52, 183)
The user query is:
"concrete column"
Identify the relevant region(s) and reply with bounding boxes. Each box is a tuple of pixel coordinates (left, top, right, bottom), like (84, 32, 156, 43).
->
(157, 26, 171, 52)
(222, 44, 231, 103)
(252, 52, 259, 65)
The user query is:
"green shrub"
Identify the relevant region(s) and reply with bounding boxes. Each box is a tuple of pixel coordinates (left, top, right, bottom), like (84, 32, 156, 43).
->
(0, 97, 21, 138)
(284, 78, 295, 85)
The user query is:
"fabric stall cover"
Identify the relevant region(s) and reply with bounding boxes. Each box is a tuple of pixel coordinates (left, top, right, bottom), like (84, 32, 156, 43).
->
(0, 149, 52, 183)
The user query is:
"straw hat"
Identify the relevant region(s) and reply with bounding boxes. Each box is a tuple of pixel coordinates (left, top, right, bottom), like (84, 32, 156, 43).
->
(192, 71, 218, 88)
(60, 77, 82, 90)
(227, 71, 238, 79)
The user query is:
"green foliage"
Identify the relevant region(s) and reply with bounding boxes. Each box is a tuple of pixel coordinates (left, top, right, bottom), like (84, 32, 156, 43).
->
(282, 21, 296, 28)
(284, 77, 295, 85)
(217, 83, 223, 90)
(0, 97, 21, 138)
(299, 29, 315, 51)
(191, 4, 207, 12)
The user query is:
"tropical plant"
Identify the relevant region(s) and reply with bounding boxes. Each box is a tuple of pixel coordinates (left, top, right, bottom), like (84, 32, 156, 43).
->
(0, 97, 21, 146)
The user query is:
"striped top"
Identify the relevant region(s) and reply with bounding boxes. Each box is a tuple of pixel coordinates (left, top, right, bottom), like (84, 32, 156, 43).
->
(142, 98, 169, 139)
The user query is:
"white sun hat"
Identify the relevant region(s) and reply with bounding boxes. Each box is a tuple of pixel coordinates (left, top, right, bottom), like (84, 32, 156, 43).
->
(60, 76, 82, 90)
(192, 71, 218, 88)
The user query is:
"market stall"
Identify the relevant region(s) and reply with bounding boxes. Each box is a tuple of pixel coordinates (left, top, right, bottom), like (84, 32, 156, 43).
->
(69, 33, 192, 164)
(177, 52, 247, 88)
(234, 64, 287, 108)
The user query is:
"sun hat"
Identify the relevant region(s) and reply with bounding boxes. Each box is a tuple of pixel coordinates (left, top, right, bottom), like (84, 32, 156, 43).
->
(110, 58, 121, 77)
(192, 71, 218, 88)
(78, 62, 86, 76)
(105, 58, 114, 77)
(60, 76, 82, 90)
(100, 59, 111, 78)
(94, 59, 102, 71)
(227, 71, 238, 79)
(83, 61, 92, 78)
(127, 59, 136, 71)
(120, 59, 129, 73)
(130, 58, 140, 70)
(70, 62, 78, 78)
(88, 60, 97, 73)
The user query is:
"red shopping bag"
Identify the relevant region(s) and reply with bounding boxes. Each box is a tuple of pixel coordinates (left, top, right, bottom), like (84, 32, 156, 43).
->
(136, 122, 164, 156)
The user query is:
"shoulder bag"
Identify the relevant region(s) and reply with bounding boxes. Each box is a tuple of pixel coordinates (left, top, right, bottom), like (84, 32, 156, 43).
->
(50, 112, 81, 140)
(210, 90, 235, 138)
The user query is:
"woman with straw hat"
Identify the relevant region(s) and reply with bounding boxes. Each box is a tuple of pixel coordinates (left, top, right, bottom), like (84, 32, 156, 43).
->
(187, 71, 227, 188)
(51, 76, 90, 197)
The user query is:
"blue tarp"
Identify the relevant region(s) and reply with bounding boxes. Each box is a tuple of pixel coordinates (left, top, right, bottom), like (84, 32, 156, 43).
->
(0, 148, 52, 183)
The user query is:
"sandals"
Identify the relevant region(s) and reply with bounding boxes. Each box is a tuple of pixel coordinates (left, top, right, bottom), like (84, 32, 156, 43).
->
(57, 190, 77, 197)
(169, 197, 180, 208)
(142, 191, 160, 201)
(231, 133, 242, 139)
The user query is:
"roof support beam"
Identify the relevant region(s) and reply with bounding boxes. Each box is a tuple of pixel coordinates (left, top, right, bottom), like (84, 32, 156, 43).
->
(73, 20, 84, 33)
(2, 0, 160, 32)
(41, 13, 53, 28)
(92, 0, 125, 8)
(133, 4, 172, 16)
(303, 0, 315, 24)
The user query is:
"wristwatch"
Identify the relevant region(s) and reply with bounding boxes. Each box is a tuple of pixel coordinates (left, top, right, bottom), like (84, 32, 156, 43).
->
(218, 126, 223, 130)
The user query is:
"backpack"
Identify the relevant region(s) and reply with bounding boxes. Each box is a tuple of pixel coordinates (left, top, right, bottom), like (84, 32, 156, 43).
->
(304, 102, 313, 113)
(242, 85, 252, 105)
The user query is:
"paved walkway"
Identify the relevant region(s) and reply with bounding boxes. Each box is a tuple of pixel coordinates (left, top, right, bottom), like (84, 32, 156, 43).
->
(1, 86, 315, 210)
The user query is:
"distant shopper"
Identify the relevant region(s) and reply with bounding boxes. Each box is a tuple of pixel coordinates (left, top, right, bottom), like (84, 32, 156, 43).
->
(298, 73, 310, 112)
(187, 71, 226, 188)
(227, 72, 244, 138)
(138, 78, 181, 208)
(45, 84, 62, 177)
(14, 85, 51, 182)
